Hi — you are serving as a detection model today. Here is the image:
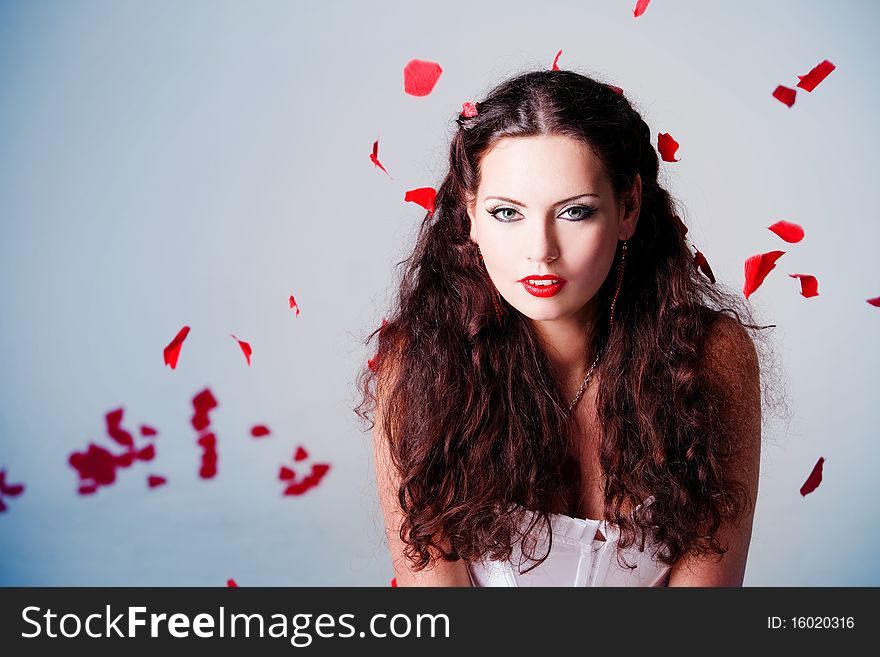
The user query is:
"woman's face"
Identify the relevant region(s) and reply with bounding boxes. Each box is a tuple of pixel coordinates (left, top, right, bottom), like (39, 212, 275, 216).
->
(467, 134, 640, 324)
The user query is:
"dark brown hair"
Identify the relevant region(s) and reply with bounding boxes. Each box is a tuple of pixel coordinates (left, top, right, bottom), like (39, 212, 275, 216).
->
(354, 68, 787, 574)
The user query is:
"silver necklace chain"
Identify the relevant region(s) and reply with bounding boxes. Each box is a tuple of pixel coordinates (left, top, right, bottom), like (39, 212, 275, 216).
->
(567, 347, 603, 414)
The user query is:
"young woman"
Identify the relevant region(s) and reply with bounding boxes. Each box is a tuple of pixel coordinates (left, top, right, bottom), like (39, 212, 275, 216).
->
(356, 69, 774, 587)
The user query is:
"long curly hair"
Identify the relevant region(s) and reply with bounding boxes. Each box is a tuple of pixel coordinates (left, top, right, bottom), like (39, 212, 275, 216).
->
(354, 68, 787, 575)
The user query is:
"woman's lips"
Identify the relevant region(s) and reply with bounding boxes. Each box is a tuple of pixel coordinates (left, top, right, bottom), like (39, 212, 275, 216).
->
(520, 280, 566, 297)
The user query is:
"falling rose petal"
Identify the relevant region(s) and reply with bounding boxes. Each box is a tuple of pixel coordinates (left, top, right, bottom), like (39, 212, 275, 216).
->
(693, 249, 716, 284)
(369, 139, 392, 178)
(390, 577, 397, 587)
(551, 49, 562, 71)
(0, 498, 6, 512)
(78, 483, 98, 495)
(147, 474, 167, 489)
(768, 220, 804, 243)
(800, 457, 824, 496)
(657, 132, 680, 162)
(227, 579, 238, 587)
(403, 59, 442, 97)
(367, 353, 380, 373)
(797, 59, 835, 92)
(0, 470, 25, 497)
(279, 466, 296, 481)
(607, 84, 624, 95)
(140, 424, 158, 437)
(191, 388, 218, 432)
(772, 85, 796, 107)
(137, 444, 156, 461)
(867, 296, 880, 307)
(163, 326, 190, 370)
(199, 464, 217, 479)
(789, 274, 819, 298)
(289, 294, 301, 316)
(743, 250, 785, 300)
(197, 432, 217, 450)
(633, 0, 652, 17)
(460, 101, 478, 117)
(404, 187, 436, 215)
(115, 451, 135, 468)
(231, 334, 253, 366)
(294, 446, 309, 462)
(105, 408, 134, 448)
(69, 443, 118, 486)
(251, 425, 270, 438)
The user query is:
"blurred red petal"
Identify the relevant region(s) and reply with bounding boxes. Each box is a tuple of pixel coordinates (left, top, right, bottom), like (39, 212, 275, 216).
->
(115, 451, 135, 468)
(0, 498, 6, 512)
(0, 471, 24, 497)
(251, 425, 270, 438)
(105, 407, 134, 447)
(163, 326, 190, 369)
(367, 353, 380, 372)
(768, 220, 804, 243)
(551, 49, 562, 70)
(140, 424, 158, 437)
(404, 187, 437, 215)
(403, 59, 442, 96)
(231, 334, 253, 366)
(294, 446, 309, 462)
(743, 250, 785, 299)
(199, 464, 217, 479)
(78, 483, 98, 495)
(634, 0, 651, 17)
(800, 457, 824, 496)
(796, 59, 835, 92)
(197, 432, 217, 449)
(657, 132, 680, 162)
(390, 577, 397, 587)
(788, 274, 819, 298)
(137, 444, 156, 461)
(279, 466, 296, 481)
(191, 388, 218, 432)
(693, 249, 716, 284)
(227, 578, 238, 587)
(289, 294, 301, 316)
(607, 84, 624, 95)
(147, 474, 166, 488)
(867, 296, 880, 307)
(460, 101, 478, 117)
(369, 139, 392, 178)
(772, 85, 796, 107)
(70, 443, 118, 486)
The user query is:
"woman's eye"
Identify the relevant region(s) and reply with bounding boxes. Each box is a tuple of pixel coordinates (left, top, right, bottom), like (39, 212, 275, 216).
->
(487, 205, 597, 223)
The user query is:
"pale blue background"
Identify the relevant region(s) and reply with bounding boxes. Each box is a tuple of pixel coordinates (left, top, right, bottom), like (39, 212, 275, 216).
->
(1, 0, 878, 586)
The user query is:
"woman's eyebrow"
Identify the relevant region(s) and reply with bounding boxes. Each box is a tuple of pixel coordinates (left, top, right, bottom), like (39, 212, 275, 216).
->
(484, 193, 599, 207)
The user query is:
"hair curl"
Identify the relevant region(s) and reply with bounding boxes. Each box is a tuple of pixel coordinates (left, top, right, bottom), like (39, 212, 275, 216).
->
(354, 68, 789, 575)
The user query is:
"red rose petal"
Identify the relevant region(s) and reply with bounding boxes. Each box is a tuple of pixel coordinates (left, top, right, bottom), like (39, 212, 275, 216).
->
(796, 59, 835, 92)
(657, 132, 680, 162)
(197, 432, 217, 449)
(289, 294, 301, 316)
(693, 249, 716, 284)
(0, 469, 25, 497)
(115, 451, 135, 468)
(231, 334, 252, 366)
(78, 483, 98, 495)
(0, 498, 6, 512)
(634, 0, 652, 17)
(788, 273, 819, 298)
(279, 466, 296, 481)
(403, 59, 442, 97)
(743, 250, 785, 299)
(140, 424, 158, 437)
(867, 296, 880, 307)
(768, 220, 804, 243)
(251, 425, 270, 438)
(800, 457, 824, 496)
(199, 463, 217, 479)
(607, 84, 624, 95)
(460, 101, 478, 117)
(105, 407, 134, 448)
(390, 577, 397, 587)
(404, 187, 436, 215)
(369, 139, 392, 178)
(147, 474, 166, 488)
(137, 444, 156, 461)
(227, 578, 238, 587)
(163, 326, 190, 370)
(69, 443, 118, 487)
(294, 446, 309, 462)
(367, 353, 380, 372)
(551, 49, 562, 71)
(772, 85, 796, 107)
(191, 388, 218, 432)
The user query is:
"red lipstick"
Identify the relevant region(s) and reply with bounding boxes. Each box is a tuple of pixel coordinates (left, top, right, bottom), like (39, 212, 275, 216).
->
(518, 274, 567, 298)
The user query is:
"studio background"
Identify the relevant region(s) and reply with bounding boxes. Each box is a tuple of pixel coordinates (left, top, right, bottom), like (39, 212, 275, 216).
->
(1, 0, 877, 586)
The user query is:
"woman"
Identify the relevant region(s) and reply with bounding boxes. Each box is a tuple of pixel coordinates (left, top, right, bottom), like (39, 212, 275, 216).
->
(355, 68, 774, 586)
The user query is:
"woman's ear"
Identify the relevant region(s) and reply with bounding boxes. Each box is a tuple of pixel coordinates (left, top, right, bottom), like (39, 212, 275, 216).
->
(620, 174, 642, 240)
